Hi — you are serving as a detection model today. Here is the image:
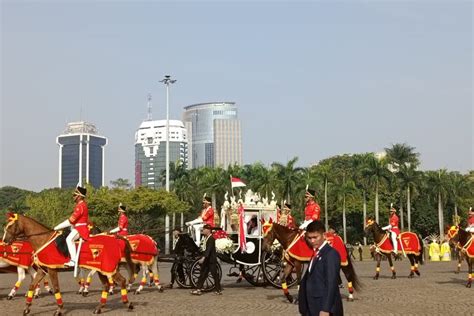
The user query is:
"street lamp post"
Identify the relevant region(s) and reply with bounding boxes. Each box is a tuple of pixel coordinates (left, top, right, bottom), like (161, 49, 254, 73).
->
(160, 75, 176, 254)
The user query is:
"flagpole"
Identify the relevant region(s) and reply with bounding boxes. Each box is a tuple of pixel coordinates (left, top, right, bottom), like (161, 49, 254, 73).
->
(230, 175, 234, 199)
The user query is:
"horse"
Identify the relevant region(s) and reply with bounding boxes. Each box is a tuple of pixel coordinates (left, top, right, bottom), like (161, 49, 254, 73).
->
(364, 218, 423, 280)
(166, 232, 201, 288)
(3, 213, 135, 315)
(262, 221, 361, 303)
(446, 226, 473, 288)
(446, 225, 467, 274)
(0, 240, 53, 300)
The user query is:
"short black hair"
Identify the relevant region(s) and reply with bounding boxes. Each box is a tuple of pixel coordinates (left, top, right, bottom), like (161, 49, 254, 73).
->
(173, 227, 182, 233)
(306, 220, 325, 233)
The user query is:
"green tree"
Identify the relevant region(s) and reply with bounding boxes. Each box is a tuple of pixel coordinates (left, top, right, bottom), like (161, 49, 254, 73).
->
(398, 164, 421, 231)
(271, 157, 305, 204)
(363, 154, 391, 223)
(424, 169, 450, 239)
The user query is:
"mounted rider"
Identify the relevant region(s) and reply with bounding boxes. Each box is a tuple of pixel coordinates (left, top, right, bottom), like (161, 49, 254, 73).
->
(299, 188, 321, 229)
(53, 185, 89, 267)
(278, 203, 296, 229)
(109, 203, 128, 236)
(382, 204, 400, 254)
(466, 207, 474, 233)
(186, 196, 215, 245)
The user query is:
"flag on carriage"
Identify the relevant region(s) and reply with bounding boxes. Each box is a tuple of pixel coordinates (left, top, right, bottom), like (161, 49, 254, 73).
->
(231, 177, 246, 189)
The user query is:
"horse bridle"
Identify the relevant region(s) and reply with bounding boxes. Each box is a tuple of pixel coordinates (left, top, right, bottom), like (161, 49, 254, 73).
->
(3, 215, 54, 244)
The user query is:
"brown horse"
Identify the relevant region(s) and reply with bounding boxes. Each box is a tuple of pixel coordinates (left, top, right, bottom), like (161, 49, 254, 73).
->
(3, 213, 135, 315)
(262, 221, 361, 303)
(364, 218, 423, 280)
(446, 226, 473, 288)
(446, 225, 466, 274)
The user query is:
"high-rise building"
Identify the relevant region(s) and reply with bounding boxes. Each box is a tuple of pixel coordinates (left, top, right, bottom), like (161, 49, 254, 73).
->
(182, 102, 242, 168)
(56, 121, 107, 188)
(134, 120, 188, 189)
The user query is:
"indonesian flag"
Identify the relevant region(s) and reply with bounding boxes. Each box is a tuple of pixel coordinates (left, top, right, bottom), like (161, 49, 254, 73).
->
(238, 204, 247, 253)
(231, 177, 246, 188)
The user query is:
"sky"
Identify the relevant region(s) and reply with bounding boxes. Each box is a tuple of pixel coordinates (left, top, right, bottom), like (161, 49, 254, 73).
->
(1, 0, 472, 192)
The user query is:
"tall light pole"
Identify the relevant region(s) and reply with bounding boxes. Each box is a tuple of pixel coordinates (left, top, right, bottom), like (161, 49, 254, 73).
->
(160, 75, 176, 254)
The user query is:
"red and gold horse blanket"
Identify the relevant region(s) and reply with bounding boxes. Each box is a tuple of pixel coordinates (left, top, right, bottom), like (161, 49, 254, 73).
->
(0, 241, 34, 269)
(462, 236, 474, 258)
(286, 232, 348, 265)
(35, 233, 122, 276)
(376, 231, 421, 255)
(120, 234, 158, 265)
(324, 233, 348, 266)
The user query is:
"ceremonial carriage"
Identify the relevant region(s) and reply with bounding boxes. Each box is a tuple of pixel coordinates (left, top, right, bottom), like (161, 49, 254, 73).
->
(164, 190, 297, 291)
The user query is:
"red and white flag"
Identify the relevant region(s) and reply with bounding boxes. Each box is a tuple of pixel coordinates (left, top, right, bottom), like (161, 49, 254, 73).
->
(231, 177, 246, 189)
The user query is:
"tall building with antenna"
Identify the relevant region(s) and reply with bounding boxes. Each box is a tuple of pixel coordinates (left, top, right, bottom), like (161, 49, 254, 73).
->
(134, 94, 188, 189)
(56, 121, 108, 188)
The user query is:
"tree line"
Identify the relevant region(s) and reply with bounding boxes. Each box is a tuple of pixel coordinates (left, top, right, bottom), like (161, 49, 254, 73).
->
(1, 143, 472, 244)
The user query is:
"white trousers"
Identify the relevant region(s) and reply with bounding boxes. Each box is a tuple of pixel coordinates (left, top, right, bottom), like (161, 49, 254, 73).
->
(66, 229, 80, 262)
(193, 224, 204, 246)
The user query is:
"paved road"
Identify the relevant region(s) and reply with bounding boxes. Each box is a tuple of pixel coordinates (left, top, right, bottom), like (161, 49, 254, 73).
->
(0, 259, 471, 315)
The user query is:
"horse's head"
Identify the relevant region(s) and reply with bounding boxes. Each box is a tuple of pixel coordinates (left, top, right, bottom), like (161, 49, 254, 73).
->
(446, 225, 459, 241)
(364, 217, 376, 235)
(3, 213, 23, 244)
(261, 218, 275, 252)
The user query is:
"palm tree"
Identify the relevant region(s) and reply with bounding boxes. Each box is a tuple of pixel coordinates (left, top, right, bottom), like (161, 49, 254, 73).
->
(398, 164, 421, 231)
(385, 143, 420, 171)
(351, 153, 371, 245)
(385, 143, 420, 230)
(271, 157, 305, 204)
(335, 173, 357, 243)
(425, 169, 450, 239)
(362, 154, 391, 223)
(448, 172, 472, 222)
(313, 162, 332, 231)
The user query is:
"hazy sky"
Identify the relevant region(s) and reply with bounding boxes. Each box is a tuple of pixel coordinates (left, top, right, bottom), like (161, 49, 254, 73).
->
(1, 1, 472, 192)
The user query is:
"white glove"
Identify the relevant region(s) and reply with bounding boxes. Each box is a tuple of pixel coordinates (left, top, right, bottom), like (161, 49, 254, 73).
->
(54, 219, 71, 231)
(382, 225, 391, 230)
(187, 218, 203, 226)
(109, 227, 120, 233)
(299, 220, 312, 230)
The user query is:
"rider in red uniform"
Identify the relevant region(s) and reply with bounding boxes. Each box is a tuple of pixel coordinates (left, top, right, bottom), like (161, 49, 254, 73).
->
(382, 205, 400, 254)
(186, 196, 215, 245)
(466, 207, 474, 233)
(110, 204, 129, 236)
(54, 186, 89, 267)
(299, 189, 321, 229)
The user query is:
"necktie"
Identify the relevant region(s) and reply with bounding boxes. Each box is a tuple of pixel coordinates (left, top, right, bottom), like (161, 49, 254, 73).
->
(309, 248, 319, 272)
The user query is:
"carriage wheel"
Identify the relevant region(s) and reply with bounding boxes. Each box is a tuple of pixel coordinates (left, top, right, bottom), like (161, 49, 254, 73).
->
(172, 260, 193, 289)
(190, 259, 222, 292)
(241, 264, 267, 287)
(262, 250, 299, 289)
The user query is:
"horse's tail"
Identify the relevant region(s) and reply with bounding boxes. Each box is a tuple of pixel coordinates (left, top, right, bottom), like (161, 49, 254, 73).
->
(117, 236, 136, 283)
(417, 234, 424, 265)
(345, 250, 362, 292)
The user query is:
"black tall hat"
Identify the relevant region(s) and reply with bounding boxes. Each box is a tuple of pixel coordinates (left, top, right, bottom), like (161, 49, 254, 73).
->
(74, 186, 87, 197)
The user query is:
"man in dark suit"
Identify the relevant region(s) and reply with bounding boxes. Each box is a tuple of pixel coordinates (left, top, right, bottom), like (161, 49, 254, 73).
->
(191, 224, 222, 295)
(298, 220, 343, 316)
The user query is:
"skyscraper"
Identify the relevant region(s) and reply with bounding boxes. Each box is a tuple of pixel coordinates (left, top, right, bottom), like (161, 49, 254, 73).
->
(134, 120, 188, 189)
(56, 121, 107, 188)
(182, 102, 242, 168)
